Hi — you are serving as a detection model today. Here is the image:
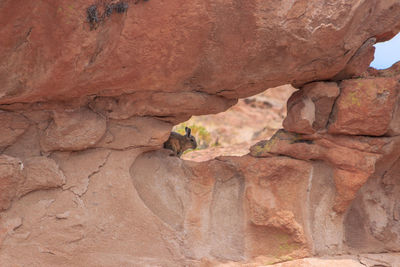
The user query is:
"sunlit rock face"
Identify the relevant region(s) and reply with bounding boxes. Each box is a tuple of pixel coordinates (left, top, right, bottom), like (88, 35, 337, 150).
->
(131, 151, 311, 260)
(1, 0, 400, 266)
(1, 0, 400, 105)
(256, 62, 400, 256)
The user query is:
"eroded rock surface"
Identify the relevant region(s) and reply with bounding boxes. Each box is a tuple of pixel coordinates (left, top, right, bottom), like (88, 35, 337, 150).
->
(0, 155, 23, 211)
(328, 77, 400, 136)
(1, 0, 400, 107)
(0, 112, 30, 149)
(17, 156, 65, 197)
(0, 155, 65, 212)
(0, 1, 400, 266)
(250, 62, 400, 257)
(40, 108, 107, 152)
(95, 116, 171, 150)
(0, 69, 400, 265)
(283, 82, 340, 134)
(131, 151, 310, 260)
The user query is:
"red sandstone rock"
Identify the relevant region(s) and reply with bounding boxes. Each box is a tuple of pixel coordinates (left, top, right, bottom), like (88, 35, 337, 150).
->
(363, 61, 400, 136)
(0, 1, 400, 266)
(1, 1, 400, 106)
(89, 92, 237, 124)
(358, 253, 400, 267)
(17, 156, 65, 197)
(235, 155, 311, 259)
(283, 92, 316, 134)
(332, 169, 370, 213)
(0, 112, 399, 265)
(343, 156, 400, 253)
(250, 130, 400, 213)
(328, 77, 400, 136)
(52, 149, 110, 196)
(95, 117, 171, 149)
(0, 155, 23, 211)
(0, 155, 65, 212)
(283, 82, 340, 134)
(0, 111, 30, 148)
(129, 151, 312, 260)
(40, 108, 107, 151)
(271, 257, 364, 267)
(333, 37, 376, 80)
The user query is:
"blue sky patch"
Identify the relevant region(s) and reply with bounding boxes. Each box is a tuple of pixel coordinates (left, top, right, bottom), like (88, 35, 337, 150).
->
(370, 33, 400, 70)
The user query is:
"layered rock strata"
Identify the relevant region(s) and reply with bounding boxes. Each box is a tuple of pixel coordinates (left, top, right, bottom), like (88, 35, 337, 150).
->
(0, 63, 399, 266)
(252, 62, 400, 256)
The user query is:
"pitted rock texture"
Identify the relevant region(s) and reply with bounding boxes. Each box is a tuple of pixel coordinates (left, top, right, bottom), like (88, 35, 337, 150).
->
(250, 129, 400, 213)
(328, 77, 400, 136)
(284, 64, 400, 137)
(248, 62, 400, 258)
(1, 0, 400, 107)
(344, 156, 400, 253)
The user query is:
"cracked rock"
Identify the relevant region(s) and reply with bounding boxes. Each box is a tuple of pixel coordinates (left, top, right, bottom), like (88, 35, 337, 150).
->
(52, 149, 111, 196)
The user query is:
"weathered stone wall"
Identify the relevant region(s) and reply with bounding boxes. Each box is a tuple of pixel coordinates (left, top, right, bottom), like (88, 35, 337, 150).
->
(1, 0, 400, 266)
(2, 0, 400, 105)
(251, 63, 400, 257)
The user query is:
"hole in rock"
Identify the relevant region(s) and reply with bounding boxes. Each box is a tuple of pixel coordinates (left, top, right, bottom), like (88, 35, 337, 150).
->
(174, 85, 296, 162)
(370, 32, 400, 70)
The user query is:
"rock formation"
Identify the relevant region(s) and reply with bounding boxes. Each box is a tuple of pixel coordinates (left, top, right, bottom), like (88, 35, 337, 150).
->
(1, 0, 400, 266)
(252, 63, 400, 256)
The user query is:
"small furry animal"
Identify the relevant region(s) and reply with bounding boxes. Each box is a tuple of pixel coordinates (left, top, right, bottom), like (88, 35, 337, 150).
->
(164, 127, 197, 157)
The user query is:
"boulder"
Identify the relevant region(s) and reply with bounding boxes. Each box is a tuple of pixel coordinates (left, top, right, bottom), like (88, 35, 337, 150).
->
(17, 156, 65, 197)
(0, 155, 23, 211)
(328, 77, 400, 136)
(283, 82, 340, 134)
(40, 108, 107, 152)
(95, 117, 172, 150)
(1, 1, 400, 105)
(0, 111, 30, 148)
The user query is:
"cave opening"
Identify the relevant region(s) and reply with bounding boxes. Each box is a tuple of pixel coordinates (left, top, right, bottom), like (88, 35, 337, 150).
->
(172, 85, 296, 162)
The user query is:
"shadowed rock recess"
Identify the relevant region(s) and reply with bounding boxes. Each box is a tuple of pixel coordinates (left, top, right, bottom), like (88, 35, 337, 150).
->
(1, 0, 400, 266)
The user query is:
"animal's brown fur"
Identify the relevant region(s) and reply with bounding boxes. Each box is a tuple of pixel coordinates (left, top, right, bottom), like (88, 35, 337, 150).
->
(164, 128, 197, 157)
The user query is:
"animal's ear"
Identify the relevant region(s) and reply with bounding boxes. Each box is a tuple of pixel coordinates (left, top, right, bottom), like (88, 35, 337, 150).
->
(185, 127, 191, 136)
